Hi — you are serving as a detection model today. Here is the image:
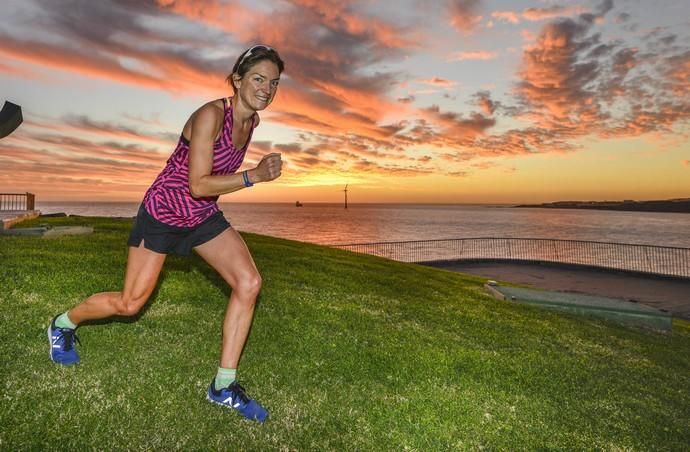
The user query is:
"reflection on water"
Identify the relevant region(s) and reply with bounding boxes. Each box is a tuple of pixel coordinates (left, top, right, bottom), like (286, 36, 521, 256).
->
(221, 203, 690, 248)
(35, 202, 690, 248)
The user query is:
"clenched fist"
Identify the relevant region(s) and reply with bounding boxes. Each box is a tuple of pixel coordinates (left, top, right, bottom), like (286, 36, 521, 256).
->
(252, 153, 282, 183)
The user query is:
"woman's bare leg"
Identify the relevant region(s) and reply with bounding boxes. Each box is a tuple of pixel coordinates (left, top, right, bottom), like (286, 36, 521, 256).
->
(68, 243, 167, 323)
(194, 228, 262, 369)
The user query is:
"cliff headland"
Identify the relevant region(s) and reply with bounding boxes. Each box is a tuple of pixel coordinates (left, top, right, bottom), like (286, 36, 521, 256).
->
(515, 198, 690, 213)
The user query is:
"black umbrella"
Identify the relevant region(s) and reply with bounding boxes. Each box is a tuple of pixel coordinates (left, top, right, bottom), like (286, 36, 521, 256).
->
(0, 101, 23, 139)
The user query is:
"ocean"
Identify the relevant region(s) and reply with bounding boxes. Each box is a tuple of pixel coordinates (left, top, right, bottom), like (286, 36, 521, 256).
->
(35, 202, 690, 248)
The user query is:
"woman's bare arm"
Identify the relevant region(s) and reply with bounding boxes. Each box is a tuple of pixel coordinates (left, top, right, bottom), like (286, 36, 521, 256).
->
(188, 104, 281, 198)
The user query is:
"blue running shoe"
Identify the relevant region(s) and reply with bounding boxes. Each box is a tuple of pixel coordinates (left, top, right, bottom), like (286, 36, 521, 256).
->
(207, 380, 269, 423)
(48, 316, 81, 365)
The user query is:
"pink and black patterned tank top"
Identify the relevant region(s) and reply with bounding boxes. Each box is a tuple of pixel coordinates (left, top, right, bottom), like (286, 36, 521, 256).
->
(143, 97, 254, 227)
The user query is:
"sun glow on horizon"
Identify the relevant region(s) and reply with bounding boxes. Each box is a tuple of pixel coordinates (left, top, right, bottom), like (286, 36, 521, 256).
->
(279, 171, 367, 188)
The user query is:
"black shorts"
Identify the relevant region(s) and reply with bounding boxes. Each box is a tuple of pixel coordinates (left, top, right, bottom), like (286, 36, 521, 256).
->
(127, 204, 231, 256)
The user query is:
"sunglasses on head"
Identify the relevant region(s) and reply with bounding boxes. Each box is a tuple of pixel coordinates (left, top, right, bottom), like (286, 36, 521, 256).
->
(238, 45, 273, 67)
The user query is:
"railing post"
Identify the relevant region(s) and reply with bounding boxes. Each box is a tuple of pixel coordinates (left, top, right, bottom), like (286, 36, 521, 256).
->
(0, 192, 35, 211)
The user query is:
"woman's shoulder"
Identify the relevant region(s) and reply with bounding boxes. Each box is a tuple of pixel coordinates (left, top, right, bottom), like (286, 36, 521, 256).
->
(202, 98, 226, 114)
(193, 100, 225, 124)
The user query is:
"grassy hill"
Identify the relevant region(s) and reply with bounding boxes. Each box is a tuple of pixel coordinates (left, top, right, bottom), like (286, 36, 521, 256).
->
(1, 216, 689, 450)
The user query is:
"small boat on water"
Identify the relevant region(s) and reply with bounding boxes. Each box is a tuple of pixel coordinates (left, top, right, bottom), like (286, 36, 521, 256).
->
(295, 201, 303, 207)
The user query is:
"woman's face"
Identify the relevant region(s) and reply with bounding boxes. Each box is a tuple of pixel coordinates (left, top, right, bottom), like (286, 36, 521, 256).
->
(235, 60, 281, 111)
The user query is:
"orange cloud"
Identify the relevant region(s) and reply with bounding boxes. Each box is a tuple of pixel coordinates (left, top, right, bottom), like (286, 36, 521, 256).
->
(0, 34, 167, 90)
(282, 0, 418, 49)
(448, 51, 498, 61)
(0, 108, 186, 202)
(26, 115, 175, 146)
(416, 77, 457, 88)
(0, 61, 39, 79)
(492, 5, 589, 25)
(510, 5, 690, 149)
(491, 11, 520, 24)
(0, 141, 156, 201)
(474, 91, 496, 115)
(522, 5, 588, 21)
(21, 133, 167, 167)
(423, 105, 496, 140)
(516, 19, 601, 124)
(269, 85, 402, 142)
(448, 0, 482, 33)
(154, 0, 422, 147)
(155, 0, 256, 37)
(474, 127, 577, 156)
(665, 51, 690, 96)
(238, 131, 434, 180)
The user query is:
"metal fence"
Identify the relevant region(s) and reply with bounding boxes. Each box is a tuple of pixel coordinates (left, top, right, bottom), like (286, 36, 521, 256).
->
(0, 192, 35, 211)
(332, 238, 690, 279)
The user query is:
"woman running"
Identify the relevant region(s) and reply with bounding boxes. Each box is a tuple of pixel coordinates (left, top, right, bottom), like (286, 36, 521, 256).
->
(48, 45, 285, 423)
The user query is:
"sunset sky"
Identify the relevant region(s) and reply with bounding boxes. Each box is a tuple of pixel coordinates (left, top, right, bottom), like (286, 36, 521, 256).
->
(1, 0, 688, 204)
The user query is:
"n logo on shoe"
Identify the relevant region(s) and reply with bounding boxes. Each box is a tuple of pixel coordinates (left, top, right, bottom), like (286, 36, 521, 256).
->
(222, 396, 240, 408)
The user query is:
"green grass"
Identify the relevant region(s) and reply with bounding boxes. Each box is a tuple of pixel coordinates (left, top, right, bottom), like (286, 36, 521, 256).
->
(2, 216, 689, 450)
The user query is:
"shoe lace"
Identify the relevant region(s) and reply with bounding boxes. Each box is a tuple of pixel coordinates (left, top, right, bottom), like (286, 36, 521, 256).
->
(228, 382, 251, 404)
(60, 328, 81, 352)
